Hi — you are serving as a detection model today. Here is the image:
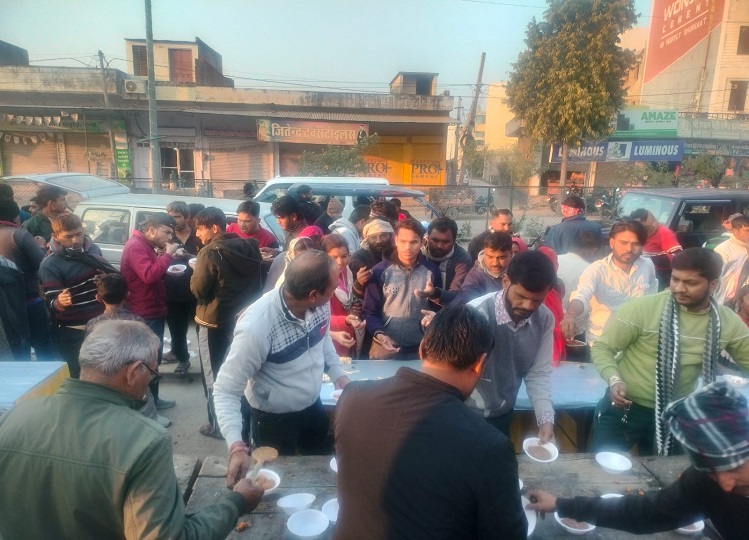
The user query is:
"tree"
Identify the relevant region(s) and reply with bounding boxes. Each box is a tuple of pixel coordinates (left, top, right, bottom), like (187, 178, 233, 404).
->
(297, 135, 379, 176)
(460, 139, 488, 180)
(491, 145, 538, 187)
(680, 154, 726, 188)
(506, 0, 637, 190)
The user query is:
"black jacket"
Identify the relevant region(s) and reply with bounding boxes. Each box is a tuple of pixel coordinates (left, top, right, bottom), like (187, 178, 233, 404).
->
(557, 466, 747, 540)
(334, 368, 527, 540)
(190, 234, 263, 328)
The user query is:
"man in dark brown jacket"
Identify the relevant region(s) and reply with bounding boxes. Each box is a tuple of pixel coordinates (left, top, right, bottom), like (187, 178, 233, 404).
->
(191, 207, 263, 439)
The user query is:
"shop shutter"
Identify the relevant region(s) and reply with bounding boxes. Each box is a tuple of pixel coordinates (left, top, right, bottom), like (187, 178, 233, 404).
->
(0, 136, 59, 176)
(209, 140, 272, 197)
(64, 133, 114, 178)
(279, 144, 317, 177)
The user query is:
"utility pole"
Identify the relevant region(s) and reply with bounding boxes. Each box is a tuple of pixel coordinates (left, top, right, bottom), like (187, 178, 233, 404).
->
(457, 52, 486, 185)
(145, 0, 161, 193)
(98, 50, 118, 179)
(451, 96, 462, 185)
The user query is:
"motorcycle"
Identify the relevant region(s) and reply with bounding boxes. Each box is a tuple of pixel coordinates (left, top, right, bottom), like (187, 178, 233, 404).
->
(592, 188, 620, 219)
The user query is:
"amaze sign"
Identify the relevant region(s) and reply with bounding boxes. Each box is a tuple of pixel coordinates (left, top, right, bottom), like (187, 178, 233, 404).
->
(644, 0, 726, 84)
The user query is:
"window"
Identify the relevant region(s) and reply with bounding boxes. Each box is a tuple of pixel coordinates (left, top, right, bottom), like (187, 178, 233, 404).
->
(132, 45, 147, 77)
(168, 48, 194, 83)
(738, 26, 749, 55)
(160, 147, 195, 187)
(81, 208, 130, 245)
(728, 81, 748, 112)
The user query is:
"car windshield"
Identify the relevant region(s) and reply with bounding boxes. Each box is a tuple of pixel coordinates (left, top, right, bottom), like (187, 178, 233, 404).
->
(616, 193, 677, 225)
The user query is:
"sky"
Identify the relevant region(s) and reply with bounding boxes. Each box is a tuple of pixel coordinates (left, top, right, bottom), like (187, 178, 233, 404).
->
(3, 0, 654, 102)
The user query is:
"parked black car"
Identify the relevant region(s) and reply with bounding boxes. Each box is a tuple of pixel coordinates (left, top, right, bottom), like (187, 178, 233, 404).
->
(606, 188, 749, 248)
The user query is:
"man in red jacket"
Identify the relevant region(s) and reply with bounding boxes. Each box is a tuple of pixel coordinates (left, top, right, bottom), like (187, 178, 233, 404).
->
(121, 213, 183, 414)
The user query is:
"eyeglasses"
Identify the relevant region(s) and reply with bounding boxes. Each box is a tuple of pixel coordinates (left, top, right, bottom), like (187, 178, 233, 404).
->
(139, 361, 160, 382)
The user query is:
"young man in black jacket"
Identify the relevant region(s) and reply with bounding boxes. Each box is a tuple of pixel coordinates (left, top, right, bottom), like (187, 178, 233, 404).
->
(528, 380, 749, 540)
(191, 207, 263, 439)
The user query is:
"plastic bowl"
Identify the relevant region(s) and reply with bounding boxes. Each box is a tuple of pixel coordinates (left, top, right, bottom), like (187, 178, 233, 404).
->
(167, 264, 187, 275)
(522, 437, 559, 463)
(277, 493, 316, 516)
(321, 498, 339, 523)
(249, 468, 280, 495)
(521, 496, 536, 536)
(723, 374, 749, 388)
(565, 339, 587, 349)
(676, 520, 704, 536)
(555, 512, 596, 535)
(329, 457, 338, 473)
(287, 509, 329, 539)
(188, 257, 197, 269)
(595, 452, 632, 475)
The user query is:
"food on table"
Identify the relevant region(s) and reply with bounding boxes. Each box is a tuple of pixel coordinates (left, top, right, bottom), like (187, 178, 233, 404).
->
(235, 520, 251, 531)
(255, 474, 276, 491)
(561, 517, 590, 530)
(526, 445, 552, 461)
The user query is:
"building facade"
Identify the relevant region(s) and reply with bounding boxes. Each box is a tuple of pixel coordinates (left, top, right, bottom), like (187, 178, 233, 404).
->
(0, 42, 452, 191)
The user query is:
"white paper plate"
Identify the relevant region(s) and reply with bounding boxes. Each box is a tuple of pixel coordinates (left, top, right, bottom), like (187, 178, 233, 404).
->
(329, 456, 338, 473)
(521, 496, 536, 537)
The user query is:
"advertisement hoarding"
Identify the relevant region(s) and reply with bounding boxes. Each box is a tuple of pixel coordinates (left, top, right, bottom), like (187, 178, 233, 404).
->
(644, 0, 726, 84)
(611, 108, 678, 138)
(257, 119, 368, 145)
(550, 140, 684, 163)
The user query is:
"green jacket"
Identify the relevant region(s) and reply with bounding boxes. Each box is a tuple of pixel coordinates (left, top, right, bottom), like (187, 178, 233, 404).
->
(20, 212, 53, 242)
(0, 379, 246, 540)
(591, 290, 749, 409)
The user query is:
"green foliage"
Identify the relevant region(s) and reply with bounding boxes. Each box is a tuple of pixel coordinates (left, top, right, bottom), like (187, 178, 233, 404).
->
(298, 135, 379, 177)
(506, 0, 638, 146)
(461, 139, 487, 179)
(458, 221, 473, 243)
(491, 145, 537, 186)
(681, 154, 725, 187)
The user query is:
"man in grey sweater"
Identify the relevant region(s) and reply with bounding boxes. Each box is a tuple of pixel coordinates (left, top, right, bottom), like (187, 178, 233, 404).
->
(467, 250, 558, 442)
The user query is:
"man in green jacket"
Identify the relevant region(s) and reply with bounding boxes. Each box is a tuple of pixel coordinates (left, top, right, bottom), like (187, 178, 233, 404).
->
(0, 319, 263, 540)
(590, 247, 749, 456)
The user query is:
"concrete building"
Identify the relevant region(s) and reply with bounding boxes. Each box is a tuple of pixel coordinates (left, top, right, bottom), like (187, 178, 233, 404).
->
(0, 42, 453, 191)
(641, 0, 748, 114)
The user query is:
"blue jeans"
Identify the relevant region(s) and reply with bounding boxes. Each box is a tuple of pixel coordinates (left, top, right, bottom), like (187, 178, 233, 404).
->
(144, 319, 165, 402)
(26, 299, 58, 361)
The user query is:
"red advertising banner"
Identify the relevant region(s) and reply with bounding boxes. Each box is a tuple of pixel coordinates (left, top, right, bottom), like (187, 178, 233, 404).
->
(644, 0, 726, 84)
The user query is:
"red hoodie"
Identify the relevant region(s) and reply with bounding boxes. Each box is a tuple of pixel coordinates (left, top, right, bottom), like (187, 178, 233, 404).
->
(120, 231, 172, 319)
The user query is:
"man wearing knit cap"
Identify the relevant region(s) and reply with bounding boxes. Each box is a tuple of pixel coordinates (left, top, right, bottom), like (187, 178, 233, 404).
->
(527, 381, 749, 540)
(349, 218, 395, 300)
(314, 197, 344, 235)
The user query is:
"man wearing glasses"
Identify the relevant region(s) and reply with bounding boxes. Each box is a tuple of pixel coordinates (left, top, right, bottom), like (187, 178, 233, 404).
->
(0, 320, 264, 538)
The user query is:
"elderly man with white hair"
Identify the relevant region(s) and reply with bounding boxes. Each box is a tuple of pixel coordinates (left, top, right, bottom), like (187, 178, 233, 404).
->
(0, 320, 263, 540)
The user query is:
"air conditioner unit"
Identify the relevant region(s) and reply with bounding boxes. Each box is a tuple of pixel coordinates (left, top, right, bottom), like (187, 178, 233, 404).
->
(124, 80, 146, 94)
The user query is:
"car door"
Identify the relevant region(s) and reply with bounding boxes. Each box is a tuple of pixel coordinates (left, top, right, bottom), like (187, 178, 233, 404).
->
(674, 200, 733, 249)
(78, 205, 133, 268)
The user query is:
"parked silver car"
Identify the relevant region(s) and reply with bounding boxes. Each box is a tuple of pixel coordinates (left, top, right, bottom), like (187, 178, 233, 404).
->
(74, 193, 282, 268)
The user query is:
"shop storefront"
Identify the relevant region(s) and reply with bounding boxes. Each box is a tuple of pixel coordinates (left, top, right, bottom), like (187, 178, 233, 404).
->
(0, 113, 130, 178)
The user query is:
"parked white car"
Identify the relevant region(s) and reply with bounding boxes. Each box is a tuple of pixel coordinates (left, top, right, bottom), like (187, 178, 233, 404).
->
(74, 194, 281, 268)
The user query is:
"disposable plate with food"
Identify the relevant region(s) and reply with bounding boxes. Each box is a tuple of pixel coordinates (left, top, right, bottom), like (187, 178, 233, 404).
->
(522, 437, 559, 463)
(555, 512, 596, 535)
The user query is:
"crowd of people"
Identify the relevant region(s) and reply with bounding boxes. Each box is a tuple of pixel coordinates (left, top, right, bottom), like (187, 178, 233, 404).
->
(1, 185, 749, 538)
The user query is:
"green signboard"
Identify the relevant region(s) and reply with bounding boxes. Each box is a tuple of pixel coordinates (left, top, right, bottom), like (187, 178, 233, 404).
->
(611, 108, 678, 139)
